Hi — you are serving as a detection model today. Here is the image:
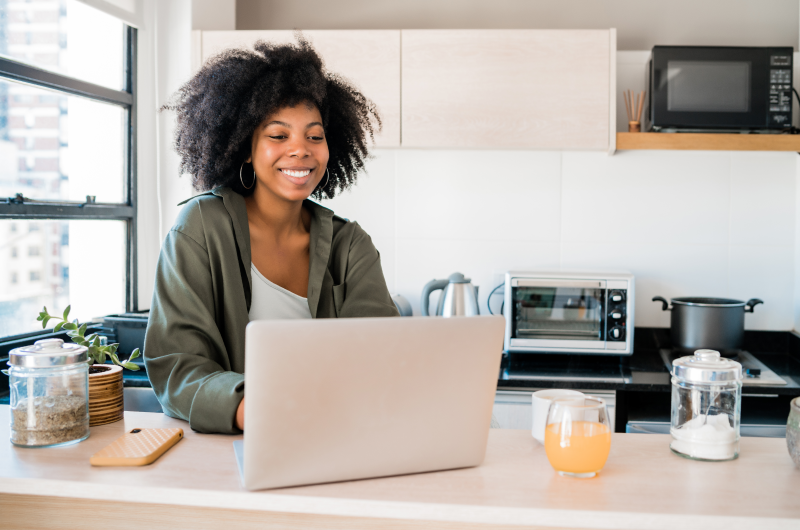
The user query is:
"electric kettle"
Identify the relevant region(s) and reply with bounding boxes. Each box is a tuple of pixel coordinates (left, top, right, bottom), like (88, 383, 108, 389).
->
(420, 272, 480, 317)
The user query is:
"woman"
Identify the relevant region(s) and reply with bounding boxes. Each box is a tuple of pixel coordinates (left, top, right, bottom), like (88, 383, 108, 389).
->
(144, 37, 399, 435)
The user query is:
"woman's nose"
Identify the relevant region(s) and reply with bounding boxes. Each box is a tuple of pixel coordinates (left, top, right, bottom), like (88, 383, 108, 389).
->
(286, 136, 310, 157)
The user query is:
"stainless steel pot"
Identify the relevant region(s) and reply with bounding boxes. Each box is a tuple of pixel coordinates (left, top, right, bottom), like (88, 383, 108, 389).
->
(652, 296, 763, 354)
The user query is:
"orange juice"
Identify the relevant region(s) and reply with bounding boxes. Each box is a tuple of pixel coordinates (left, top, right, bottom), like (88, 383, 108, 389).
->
(544, 421, 611, 475)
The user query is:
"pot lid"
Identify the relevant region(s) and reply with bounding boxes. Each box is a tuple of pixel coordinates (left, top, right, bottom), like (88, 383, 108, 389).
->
(448, 272, 472, 284)
(8, 338, 88, 368)
(671, 297, 745, 307)
(672, 349, 742, 383)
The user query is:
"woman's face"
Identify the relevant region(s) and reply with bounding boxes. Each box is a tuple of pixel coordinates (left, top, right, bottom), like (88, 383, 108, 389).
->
(247, 103, 329, 203)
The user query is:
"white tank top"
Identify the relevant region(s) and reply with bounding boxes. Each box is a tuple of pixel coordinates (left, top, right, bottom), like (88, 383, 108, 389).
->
(248, 264, 312, 321)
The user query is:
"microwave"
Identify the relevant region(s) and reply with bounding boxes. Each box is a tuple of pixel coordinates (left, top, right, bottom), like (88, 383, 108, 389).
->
(503, 271, 634, 356)
(645, 46, 793, 132)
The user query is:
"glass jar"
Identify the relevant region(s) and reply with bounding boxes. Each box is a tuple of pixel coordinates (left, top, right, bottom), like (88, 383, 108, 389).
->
(788, 397, 800, 467)
(670, 349, 742, 461)
(8, 338, 90, 447)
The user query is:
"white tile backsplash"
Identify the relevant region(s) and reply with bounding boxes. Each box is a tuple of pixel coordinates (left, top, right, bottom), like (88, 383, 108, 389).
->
(395, 150, 562, 241)
(728, 245, 795, 330)
(729, 152, 796, 246)
(562, 150, 731, 245)
(322, 146, 796, 330)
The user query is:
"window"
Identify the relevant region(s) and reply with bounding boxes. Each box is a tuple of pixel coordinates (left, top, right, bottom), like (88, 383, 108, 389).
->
(0, 1, 136, 340)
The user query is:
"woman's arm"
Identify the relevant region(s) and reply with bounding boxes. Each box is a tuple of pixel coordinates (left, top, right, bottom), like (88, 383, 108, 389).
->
(335, 221, 400, 318)
(144, 227, 245, 434)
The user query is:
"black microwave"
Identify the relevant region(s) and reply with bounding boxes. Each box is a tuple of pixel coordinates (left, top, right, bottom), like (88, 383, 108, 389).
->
(646, 46, 794, 132)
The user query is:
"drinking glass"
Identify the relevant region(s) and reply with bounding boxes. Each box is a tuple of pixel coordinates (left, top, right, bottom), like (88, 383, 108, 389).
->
(544, 396, 611, 478)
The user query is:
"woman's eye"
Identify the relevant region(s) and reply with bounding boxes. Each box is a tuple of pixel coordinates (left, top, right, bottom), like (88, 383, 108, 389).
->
(268, 135, 287, 140)
(309, 136, 324, 141)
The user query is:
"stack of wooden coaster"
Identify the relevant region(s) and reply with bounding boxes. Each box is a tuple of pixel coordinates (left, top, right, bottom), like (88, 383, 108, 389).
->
(88, 364, 124, 426)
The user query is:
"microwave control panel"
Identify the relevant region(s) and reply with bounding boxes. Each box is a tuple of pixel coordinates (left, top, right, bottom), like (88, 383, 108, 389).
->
(769, 54, 793, 127)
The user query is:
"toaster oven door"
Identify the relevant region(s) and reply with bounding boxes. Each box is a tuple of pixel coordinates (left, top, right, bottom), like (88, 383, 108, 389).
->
(511, 280, 606, 350)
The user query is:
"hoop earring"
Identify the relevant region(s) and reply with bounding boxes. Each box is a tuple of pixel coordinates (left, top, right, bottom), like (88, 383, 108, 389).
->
(240, 162, 255, 190)
(319, 168, 329, 190)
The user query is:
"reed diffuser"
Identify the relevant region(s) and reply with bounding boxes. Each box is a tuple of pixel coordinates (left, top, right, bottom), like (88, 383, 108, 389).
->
(623, 89, 645, 132)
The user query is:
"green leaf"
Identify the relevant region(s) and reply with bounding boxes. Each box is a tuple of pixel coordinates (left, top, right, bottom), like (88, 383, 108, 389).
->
(128, 348, 140, 361)
(109, 344, 119, 354)
(43, 306, 48, 315)
(110, 352, 121, 365)
(85, 333, 97, 342)
(62, 305, 70, 321)
(64, 322, 77, 330)
(1, 369, 9, 376)
(42, 316, 51, 329)
(123, 362, 140, 371)
(53, 321, 64, 333)
(78, 323, 88, 337)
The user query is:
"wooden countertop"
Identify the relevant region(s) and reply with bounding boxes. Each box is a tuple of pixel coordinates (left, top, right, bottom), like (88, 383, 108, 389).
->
(0, 406, 798, 530)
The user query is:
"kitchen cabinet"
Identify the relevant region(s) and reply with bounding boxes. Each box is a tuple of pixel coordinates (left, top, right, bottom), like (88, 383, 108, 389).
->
(401, 29, 616, 151)
(194, 30, 401, 147)
(493, 389, 616, 431)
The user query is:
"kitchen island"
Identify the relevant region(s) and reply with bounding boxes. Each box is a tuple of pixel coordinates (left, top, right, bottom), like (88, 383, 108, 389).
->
(0, 407, 798, 530)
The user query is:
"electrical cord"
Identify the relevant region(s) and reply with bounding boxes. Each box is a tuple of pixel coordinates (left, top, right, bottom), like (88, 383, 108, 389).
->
(486, 282, 505, 315)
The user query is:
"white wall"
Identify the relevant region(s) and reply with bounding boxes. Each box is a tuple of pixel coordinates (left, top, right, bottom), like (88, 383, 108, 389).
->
(321, 148, 797, 331)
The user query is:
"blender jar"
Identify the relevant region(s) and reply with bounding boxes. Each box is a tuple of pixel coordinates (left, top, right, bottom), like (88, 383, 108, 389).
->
(8, 338, 90, 447)
(670, 349, 742, 461)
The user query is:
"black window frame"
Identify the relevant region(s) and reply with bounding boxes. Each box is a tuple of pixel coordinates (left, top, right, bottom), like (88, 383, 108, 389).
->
(0, 25, 138, 343)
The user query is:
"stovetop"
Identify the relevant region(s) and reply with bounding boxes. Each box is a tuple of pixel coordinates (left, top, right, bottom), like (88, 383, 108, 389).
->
(658, 349, 787, 386)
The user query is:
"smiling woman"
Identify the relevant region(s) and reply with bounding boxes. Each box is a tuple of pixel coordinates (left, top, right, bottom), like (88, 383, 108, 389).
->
(144, 36, 399, 435)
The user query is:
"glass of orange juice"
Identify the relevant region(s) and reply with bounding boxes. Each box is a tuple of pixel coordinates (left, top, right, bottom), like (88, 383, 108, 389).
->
(544, 396, 611, 478)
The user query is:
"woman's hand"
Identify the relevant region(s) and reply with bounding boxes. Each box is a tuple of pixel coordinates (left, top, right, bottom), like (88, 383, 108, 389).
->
(235, 397, 245, 431)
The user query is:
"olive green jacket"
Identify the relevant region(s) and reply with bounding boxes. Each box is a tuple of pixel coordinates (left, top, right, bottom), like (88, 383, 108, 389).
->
(143, 187, 399, 434)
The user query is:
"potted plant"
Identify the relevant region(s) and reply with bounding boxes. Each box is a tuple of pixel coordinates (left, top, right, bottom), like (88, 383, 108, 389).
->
(38, 306, 141, 426)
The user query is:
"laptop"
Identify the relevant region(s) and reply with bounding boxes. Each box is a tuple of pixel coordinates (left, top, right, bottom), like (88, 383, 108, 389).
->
(234, 315, 505, 490)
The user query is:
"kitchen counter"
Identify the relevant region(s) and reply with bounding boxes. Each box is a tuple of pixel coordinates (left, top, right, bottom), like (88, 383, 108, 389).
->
(499, 328, 800, 395)
(1, 407, 798, 530)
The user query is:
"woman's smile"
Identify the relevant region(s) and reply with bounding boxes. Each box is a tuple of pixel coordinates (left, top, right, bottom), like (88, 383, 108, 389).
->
(279, 167, 315, 185)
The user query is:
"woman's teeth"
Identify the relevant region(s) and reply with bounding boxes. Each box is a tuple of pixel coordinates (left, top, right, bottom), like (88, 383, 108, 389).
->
(281, 169, 311, 177)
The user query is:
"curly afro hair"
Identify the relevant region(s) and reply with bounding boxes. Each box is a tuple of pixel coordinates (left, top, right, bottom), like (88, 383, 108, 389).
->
(162, 35, 380, 199)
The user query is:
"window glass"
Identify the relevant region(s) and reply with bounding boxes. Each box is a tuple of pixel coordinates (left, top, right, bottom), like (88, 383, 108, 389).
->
(0, 78, 125, 203)
(0, 219, 126, 338)
(0, 0, 125, 90)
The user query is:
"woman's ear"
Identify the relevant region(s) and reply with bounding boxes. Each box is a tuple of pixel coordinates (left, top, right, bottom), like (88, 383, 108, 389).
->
(245, 156, 252, 164)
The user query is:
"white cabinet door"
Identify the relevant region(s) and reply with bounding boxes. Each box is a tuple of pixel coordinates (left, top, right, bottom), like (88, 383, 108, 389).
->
(196, 30, 401, 147)
(402, 29, 615, 150)
(493, 389, 616, 431)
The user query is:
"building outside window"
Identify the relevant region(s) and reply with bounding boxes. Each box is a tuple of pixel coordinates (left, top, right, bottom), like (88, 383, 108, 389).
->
(0, 0, 137, 340)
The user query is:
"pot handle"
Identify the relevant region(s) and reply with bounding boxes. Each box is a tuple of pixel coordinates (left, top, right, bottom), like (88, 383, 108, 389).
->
(745, 298, 764, 313)
(652, 296, 670, 311)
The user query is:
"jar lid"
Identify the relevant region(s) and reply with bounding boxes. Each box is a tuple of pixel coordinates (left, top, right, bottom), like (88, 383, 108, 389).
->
(8, 338, 88, 368)
(672, 349, 742, 383)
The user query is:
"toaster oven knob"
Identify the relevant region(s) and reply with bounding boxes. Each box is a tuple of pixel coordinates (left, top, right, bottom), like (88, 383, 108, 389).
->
(610, 291, 625, 303)
(610, 311, 624, 320)
(609, 326, 625, 341)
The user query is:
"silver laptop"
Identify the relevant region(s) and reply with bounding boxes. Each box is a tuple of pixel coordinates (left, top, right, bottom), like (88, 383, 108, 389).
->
(234, 315, 505, 490)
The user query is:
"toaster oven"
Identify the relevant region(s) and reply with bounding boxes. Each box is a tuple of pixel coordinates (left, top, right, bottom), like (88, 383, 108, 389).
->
(503, 271, 635, 355)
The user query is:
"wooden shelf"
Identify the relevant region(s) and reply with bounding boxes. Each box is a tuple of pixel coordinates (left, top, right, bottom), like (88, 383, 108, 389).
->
(616, 132, 800, 152)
